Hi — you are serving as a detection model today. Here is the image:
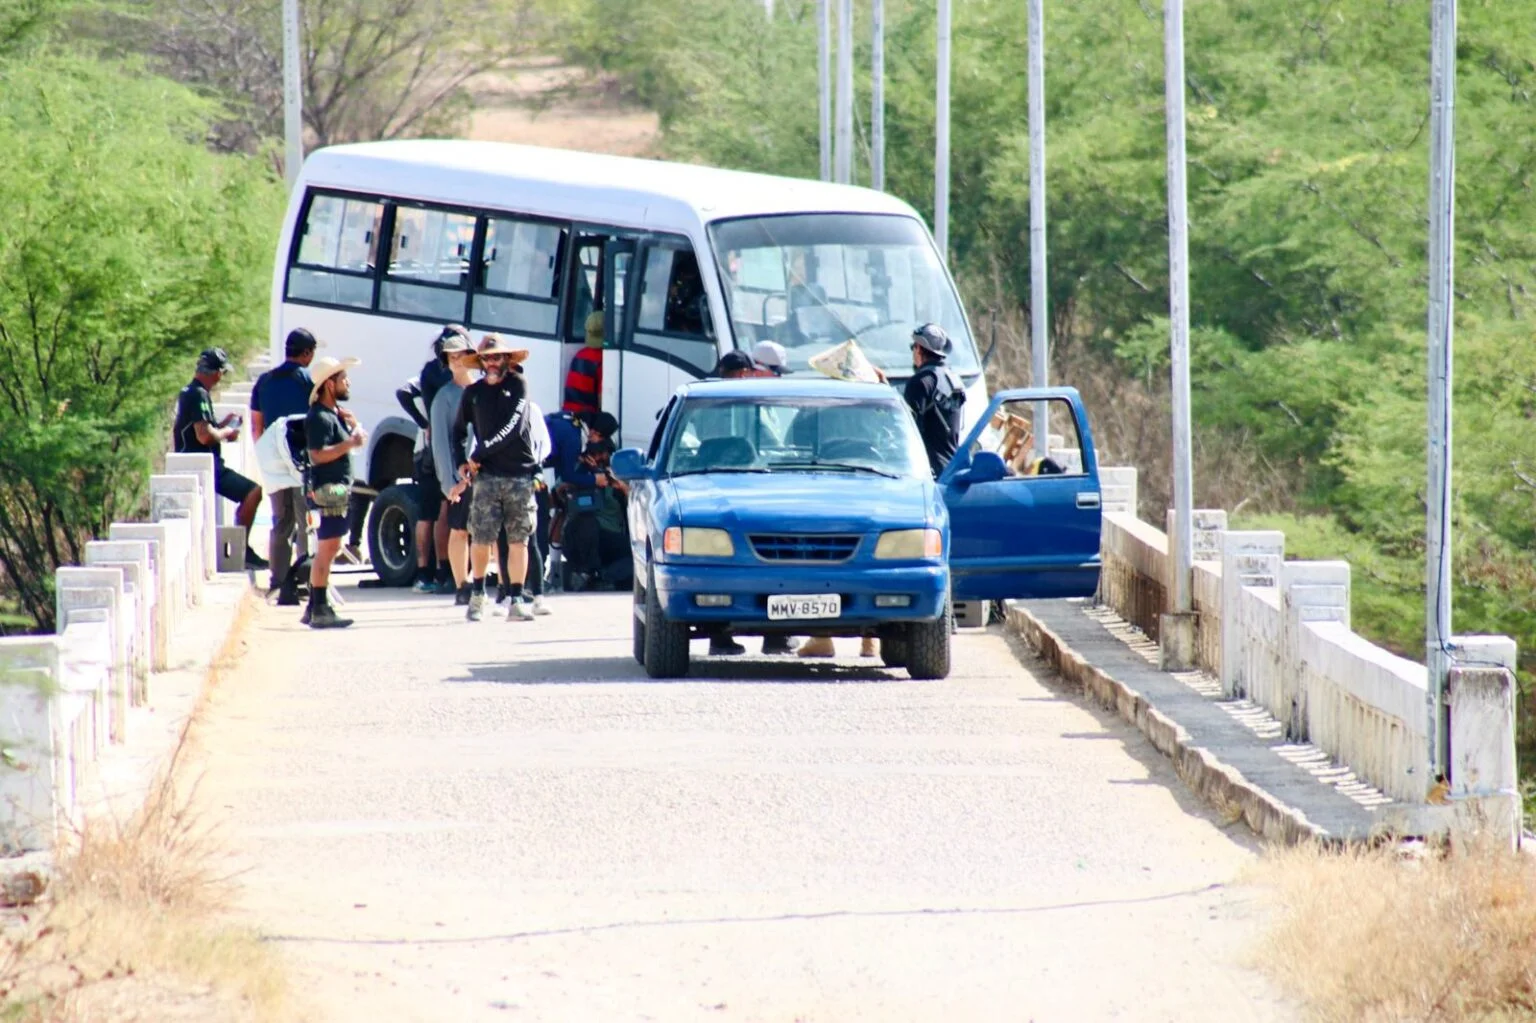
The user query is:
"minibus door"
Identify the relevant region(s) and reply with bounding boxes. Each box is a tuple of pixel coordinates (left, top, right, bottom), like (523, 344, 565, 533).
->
(601, 238, 644, 450)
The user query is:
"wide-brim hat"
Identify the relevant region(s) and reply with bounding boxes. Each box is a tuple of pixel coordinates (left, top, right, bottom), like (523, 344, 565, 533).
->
(309, 356, 361, 403)
(476, 334, 530, 363)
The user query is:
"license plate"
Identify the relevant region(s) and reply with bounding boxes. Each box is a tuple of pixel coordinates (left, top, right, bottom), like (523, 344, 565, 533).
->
(767, 594, 842, 620)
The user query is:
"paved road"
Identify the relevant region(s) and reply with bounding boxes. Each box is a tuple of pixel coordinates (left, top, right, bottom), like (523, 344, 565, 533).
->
(199, 577, 1294, 1022)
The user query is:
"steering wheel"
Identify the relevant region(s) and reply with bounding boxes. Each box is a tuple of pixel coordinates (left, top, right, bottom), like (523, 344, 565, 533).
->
(821, 438, 882, 462)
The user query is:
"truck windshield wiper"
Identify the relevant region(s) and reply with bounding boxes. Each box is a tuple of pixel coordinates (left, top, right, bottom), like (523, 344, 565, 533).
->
(668, 466, 771, 477)
(769, 461, 902, 479)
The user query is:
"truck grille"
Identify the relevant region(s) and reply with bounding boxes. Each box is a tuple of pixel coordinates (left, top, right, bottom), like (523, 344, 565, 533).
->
(748, 534, 859, 562)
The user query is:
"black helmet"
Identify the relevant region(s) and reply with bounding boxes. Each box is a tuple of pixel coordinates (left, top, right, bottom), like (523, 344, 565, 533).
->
(197, 347, 232, 374)
(912, 323, 951, 357)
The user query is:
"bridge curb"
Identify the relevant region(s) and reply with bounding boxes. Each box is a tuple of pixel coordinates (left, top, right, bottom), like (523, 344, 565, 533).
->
(1004, 603, 1332, 846)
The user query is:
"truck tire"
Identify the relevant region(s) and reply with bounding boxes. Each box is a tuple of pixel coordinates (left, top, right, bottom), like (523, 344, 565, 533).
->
(367, 484, 421, 588)
(632, 575, 647, 665)
(905, 602, 953, 680)
(642, 566, 689, 679)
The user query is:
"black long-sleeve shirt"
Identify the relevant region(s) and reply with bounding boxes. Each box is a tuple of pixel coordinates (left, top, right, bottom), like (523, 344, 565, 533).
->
(452, 374, 540, 478)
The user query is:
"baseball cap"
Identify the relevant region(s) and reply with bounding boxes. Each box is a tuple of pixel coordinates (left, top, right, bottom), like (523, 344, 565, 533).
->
(197, 347, 232, 374)
(582, 411, 620, 440)
(912, 323, 952, 357)
(284, 328, 318, 357)
(714, 350, 757, 376)
(752, 340, 789, 375)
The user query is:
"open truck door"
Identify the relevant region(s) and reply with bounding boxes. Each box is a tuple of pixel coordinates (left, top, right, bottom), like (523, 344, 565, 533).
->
(938, 387, 1102, 602)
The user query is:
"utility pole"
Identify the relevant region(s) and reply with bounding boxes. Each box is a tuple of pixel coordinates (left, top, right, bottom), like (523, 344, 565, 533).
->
(281, 0, 304, 190)
(819, 0, 832, 182)
(1027, 0, 1049, 457)
(871, 0, 885, 191)
(1425, 0, 1457, 779)
(1161, 0, 1196, 667)
(835, 0, 854, 183)
(935, 0, 952, 257)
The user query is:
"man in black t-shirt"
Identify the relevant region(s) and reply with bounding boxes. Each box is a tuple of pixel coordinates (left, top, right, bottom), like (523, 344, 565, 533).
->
(173, 348, 267, 570)
(304, 356, 366, 629)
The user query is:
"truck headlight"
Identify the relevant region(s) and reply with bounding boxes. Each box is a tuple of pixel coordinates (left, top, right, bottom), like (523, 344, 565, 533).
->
(663, 526, 735, 557)
(874, 528, 943, 559)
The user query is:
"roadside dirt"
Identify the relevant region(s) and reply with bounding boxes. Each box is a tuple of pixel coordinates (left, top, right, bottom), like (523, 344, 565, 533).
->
(463, 56, 659, 155)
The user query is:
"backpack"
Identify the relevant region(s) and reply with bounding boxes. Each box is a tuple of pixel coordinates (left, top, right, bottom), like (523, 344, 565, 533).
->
(254, 413, 310, 491)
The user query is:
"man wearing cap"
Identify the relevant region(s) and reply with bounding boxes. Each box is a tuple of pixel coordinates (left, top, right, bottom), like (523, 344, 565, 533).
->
(751, 340, 791, 377)
(174, 348, 267, 570)
(451, 335, 543, 622)
(432, 330, 480, 605)
(250, 329, 317, 599)
(562, 310, 605, 417)
(905, 322, 967, 478)
(304, 355, 365, 629)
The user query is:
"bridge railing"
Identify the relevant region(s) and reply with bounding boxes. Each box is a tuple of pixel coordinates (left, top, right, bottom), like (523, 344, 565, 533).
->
(0, 363, 262, 855)
(1094, 467, 1520, 838)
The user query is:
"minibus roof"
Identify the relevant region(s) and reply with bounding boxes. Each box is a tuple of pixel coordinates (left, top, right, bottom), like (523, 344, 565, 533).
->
(301, 140, 925, 233)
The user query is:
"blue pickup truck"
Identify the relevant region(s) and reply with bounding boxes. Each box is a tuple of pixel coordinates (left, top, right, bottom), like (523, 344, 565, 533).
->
(610, 378, 1102, 679)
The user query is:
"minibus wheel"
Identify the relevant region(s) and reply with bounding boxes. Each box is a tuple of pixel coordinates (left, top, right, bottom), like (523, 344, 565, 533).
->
(367, 483, 422, 587)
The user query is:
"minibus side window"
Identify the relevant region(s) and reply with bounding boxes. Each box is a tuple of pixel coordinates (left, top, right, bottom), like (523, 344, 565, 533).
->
(633, 239, 716, 377)
(378, 204, 476, 323)
(286, 193, 383, 310)
(472, 217, 566, 336)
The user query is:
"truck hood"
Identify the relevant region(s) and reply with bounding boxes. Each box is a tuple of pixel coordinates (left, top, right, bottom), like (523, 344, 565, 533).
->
(667, 472, 938, 534)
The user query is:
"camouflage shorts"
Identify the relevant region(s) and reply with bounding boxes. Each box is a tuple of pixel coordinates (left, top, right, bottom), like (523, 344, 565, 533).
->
(468, 474, 537, 546)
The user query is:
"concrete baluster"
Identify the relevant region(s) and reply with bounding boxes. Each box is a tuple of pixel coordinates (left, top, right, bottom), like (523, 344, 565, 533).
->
(1279, 561, 1350, 742)
(1218, 531, 1283, 698)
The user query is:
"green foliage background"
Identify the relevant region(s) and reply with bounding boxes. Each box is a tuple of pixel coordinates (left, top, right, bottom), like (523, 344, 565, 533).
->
(558, 0, 1536, 754)
(0, 11, 285, 629)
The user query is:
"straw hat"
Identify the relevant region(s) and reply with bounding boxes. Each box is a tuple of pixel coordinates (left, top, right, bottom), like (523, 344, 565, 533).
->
(476, 334, 530, 363)
(309, 356, 361, 403)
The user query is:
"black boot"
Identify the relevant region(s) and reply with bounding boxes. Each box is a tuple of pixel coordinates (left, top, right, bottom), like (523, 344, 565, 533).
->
(307, 586, 353, 629)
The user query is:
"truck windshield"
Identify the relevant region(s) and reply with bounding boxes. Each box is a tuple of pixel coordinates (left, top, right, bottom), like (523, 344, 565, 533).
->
(708, 213, 979, 377)
(662, 396, 930, 479)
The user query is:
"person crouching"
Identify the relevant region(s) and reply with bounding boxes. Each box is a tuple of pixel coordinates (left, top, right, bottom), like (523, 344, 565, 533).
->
(303, 356, 365, 629)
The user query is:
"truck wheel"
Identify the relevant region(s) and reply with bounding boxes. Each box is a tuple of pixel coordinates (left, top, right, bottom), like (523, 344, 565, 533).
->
(632, 575, 647, 665)
(366, 484, 421, 588)
(905, 602, 953, 680)
(642, 566, 689, 679)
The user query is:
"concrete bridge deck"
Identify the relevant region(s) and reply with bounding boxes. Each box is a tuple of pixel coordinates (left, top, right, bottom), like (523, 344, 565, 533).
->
(197, 577, 1294, 1022)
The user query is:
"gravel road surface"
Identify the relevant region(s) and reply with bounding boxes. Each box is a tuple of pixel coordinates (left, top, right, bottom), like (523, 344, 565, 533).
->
(199, 579, 1294, 1022)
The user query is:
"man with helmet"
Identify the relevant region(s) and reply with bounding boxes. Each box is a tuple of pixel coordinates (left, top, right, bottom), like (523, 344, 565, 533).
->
(173, 347, 267, 570)
(905, 323, 967, 477)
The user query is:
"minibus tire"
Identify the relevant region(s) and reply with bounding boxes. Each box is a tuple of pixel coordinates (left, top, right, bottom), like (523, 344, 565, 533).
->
(367, 484, 422, 588)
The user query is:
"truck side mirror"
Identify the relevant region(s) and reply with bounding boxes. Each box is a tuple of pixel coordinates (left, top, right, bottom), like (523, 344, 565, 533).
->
(609, 447, 652, 482)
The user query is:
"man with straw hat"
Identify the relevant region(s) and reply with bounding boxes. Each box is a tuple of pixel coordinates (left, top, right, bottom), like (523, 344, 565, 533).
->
(304, 355, 364, 629)
(451, 334, 542, 622)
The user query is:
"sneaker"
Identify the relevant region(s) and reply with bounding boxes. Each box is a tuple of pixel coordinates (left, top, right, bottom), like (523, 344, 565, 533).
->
(454, 584, 471, 606)
(432, 578, 458, 595)
(299, 603, 312, 626)
(530, 596, 552, 616)
(308, 603, 354, 629)
(495, 586, 511, 606)
(762, 635, 799, 656)
(244, 547, 269, 571)
(412, 575, 436, 593)
(466, 591, 485, 621)
(708, 637, 747, 656)
(276, 588, 302, 607)
(507, 600, 535, 622)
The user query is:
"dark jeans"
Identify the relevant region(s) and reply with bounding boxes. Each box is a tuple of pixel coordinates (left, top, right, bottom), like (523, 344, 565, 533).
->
(346, 492, 370, 548)
(565, 513, 630, 588)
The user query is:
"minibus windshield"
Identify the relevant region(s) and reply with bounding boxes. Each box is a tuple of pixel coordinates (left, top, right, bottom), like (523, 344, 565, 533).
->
(708, 213, 979, 376)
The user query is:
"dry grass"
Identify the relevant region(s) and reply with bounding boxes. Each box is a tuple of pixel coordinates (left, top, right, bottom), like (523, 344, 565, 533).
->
(1, 598, 286, 1022)
(1251, 841, 1536, 1022)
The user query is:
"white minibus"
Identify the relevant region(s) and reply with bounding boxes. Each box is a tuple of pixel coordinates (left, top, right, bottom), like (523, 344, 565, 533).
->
(271, 139, 989, 584)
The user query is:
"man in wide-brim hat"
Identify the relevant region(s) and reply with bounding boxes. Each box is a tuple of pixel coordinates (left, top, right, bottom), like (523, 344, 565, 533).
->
(304, 355, 364, 628)
(450, 334, 542, 622)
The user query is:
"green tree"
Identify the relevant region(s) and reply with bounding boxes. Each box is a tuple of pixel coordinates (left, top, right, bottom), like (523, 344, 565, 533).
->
(0, 55, 284, 631)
